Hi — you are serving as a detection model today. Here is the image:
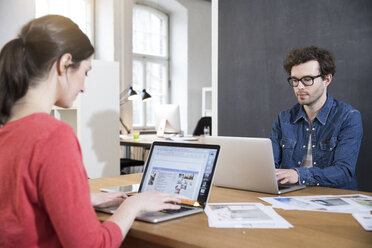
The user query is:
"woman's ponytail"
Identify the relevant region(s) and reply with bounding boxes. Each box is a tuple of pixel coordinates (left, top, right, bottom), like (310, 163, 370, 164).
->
(0, 38, 29, 125)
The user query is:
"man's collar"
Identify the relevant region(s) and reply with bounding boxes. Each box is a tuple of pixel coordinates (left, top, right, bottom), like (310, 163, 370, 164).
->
(293, 93, 333, 125)
(315, 93, 333, 125)
(293, 106, 307, 123)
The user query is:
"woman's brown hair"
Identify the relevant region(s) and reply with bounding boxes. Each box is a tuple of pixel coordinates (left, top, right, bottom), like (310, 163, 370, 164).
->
(0, 15, 94, 125)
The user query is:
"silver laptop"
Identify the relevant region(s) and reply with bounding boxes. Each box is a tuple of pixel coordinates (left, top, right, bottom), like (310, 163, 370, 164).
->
(203, 136, 305, 194)
(96, 141, 220, 223)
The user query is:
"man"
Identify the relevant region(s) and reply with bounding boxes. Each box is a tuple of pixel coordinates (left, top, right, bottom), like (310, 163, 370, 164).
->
(270, 46, 363, 190)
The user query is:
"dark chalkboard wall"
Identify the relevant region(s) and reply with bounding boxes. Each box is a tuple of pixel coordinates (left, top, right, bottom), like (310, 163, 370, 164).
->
(218, 0, 372, 192)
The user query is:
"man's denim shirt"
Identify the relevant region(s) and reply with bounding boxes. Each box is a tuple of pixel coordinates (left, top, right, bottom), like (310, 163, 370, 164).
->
(270, 94, 363, 190)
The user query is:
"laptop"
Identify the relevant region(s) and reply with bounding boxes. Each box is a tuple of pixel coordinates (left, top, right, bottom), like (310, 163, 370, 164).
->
(203, 136, 305, 194)
(96, 141, 220, 223)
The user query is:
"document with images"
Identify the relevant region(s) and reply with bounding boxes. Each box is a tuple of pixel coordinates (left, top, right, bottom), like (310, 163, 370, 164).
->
(352, 213, 372, 231)
(259, 196, 327, 211)
(204, 203, 293, 229)
(343, 194, 372, 212)
(260, 194, 372, 214)
(302, 195, 369, 213)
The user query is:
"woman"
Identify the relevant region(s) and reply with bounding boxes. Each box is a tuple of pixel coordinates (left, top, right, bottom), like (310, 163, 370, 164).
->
(0, 15, 180, 247)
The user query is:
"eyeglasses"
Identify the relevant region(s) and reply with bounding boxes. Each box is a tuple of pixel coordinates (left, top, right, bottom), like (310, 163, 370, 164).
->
(287, 75, 322, 87)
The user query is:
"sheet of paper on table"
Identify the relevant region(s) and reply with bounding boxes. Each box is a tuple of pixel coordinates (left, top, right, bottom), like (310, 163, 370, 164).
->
(204, 202, 293, 229)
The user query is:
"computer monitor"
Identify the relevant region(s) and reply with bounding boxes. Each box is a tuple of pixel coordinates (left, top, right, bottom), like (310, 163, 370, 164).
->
(155, 104, 181, 137)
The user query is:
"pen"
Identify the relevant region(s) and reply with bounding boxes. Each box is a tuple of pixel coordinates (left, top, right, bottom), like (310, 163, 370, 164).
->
(181, 199, 200, 207)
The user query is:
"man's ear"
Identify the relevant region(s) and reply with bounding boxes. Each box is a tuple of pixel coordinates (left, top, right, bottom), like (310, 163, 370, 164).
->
(324, 74, 332, 87)
(56, 53, 73, 76)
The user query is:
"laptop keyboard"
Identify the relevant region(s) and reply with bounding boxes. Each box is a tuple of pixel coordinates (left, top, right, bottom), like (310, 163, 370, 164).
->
(160, 206, 194, 214)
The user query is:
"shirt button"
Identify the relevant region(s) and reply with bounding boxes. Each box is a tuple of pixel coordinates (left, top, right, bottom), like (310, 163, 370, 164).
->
(302, 180, 305, 184)
(282, 144, 285, 148)
(312, 145, 315, 148)
(298, 161, 301, 165)
(306, 128, 309, 131)
(312, 128, 315, 131)
(317, 183, 320, 186)
(303, 145, 306, 148)
(313, 161, 317, 165)
(330, 148, 333, 151)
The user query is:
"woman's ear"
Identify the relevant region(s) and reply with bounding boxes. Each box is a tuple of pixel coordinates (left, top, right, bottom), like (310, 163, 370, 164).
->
(56, 53, 73, 76)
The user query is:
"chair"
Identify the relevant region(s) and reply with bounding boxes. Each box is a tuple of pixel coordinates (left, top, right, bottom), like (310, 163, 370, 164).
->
(193, 116, 212, 136)
(120, 158, 144, 175)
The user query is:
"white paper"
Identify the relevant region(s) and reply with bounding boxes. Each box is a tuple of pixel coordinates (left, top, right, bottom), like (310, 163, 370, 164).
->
(204, 203, 293, 229)
(352, 213, 372, 231)
(260, 194, 372, 214)
(260, 196, 326, 211)
(343, 194, 372, 211)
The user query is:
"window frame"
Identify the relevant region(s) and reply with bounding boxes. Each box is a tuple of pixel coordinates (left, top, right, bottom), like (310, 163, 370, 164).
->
(132, 4, 170, 130)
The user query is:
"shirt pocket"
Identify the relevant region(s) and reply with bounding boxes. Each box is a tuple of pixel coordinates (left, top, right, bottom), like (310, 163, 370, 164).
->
(280, 137, 297, 168)
(318, 137, 338, 167)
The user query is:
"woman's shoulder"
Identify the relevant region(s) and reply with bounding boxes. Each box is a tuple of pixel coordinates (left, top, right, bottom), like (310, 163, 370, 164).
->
(4, 112, 75, 141)
(31, 113, 76, 138)
(27, 112, 68, 127)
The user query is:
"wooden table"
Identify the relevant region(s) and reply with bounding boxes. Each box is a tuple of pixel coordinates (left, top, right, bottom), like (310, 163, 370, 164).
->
(119, 134, 203, 148)
(89, 174, 372, 248)
(120, 134, 156, 148)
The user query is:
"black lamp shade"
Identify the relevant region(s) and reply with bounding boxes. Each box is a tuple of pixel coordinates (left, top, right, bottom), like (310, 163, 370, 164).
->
(127, 87, 138, 100)
(141, 89, 152, 102)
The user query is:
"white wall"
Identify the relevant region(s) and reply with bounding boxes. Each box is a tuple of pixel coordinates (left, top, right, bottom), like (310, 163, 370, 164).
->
(114, 0, 134, 133)
(0, 0, 35, 49)
(95, 0, 115, 60)
(132, 0, 212, 134)
(211, 0, 218, 135)
(178, 0, 212, 134)
(167, 1, 188, 133)
(81, 60, 120, 178)
(95, 0, 135, 133)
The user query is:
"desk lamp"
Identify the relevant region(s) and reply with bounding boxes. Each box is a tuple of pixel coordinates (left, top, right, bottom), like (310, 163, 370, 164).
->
(120, 87, 152, 134)
(141, 89, 151, 102)
(120, 86, 139, 105)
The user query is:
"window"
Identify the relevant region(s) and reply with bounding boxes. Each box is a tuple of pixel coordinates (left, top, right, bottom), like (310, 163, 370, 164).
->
(35, 0, 94, 42)
(132, 5, 169, 129)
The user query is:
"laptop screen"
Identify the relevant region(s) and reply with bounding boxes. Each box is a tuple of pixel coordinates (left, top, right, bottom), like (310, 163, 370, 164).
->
(139, 142, 219, 207)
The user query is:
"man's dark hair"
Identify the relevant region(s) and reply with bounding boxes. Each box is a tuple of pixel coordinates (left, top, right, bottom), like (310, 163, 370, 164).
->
(283, 46, 336, 78)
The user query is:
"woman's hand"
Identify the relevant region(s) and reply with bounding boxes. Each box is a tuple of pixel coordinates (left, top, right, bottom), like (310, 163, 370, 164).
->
(91, 192, 127, 208)
(108, 191, 182, 239)
(124, 191, 182, 214)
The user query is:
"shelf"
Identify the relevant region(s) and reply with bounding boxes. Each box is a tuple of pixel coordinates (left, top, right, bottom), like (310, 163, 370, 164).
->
(202, 87, 212, 117)
(50, 95, 81, 139)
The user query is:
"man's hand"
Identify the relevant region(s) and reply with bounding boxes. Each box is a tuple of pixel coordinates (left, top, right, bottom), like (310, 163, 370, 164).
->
(275, 169, 299, 184)
(91, 192, 127, 208)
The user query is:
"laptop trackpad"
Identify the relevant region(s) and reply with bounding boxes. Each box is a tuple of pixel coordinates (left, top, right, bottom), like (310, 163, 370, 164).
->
(278, 183, 297, 189)
(136, 207, 203, 223)
(278, 184, 306, 194)
(139, 206, 196, 217)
